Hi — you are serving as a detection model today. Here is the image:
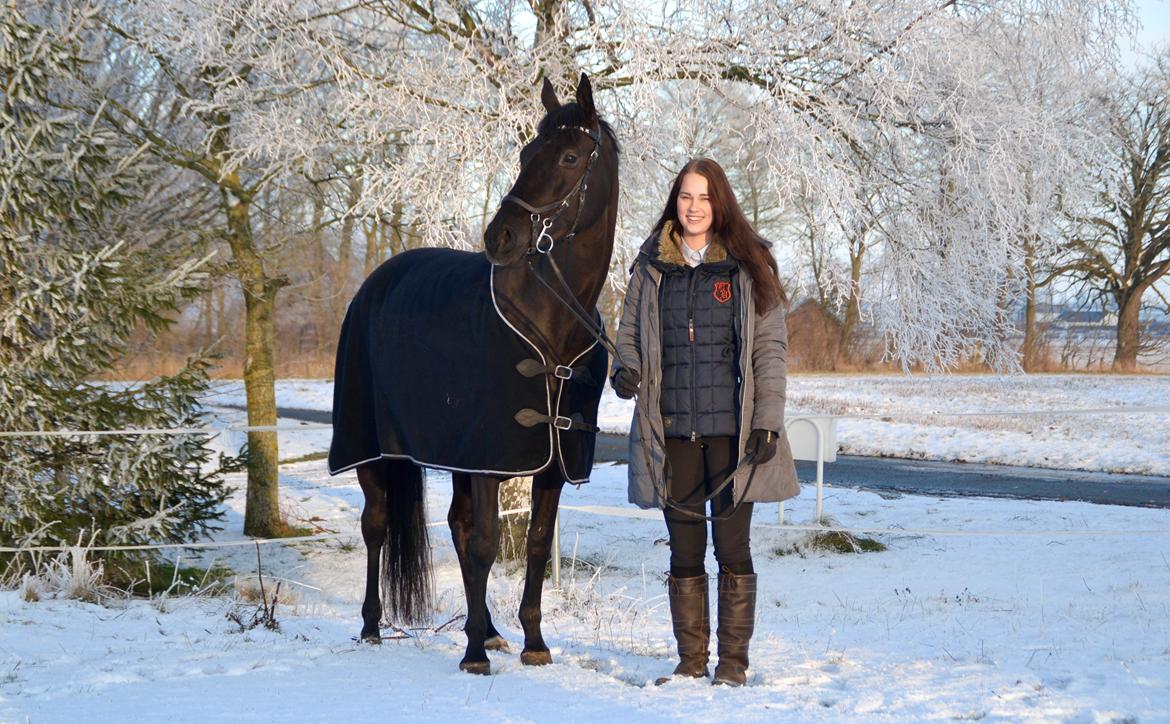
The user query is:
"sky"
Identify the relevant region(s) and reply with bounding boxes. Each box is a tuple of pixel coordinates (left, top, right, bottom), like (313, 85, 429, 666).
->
(1128, 0, 1170, 62)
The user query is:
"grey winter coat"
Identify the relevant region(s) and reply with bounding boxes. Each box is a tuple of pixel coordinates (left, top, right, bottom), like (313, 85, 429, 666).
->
(614, 226, 800, 510)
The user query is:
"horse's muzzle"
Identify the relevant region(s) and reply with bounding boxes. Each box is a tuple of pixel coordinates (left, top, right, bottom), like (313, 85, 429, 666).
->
(484, 219, 529, 267)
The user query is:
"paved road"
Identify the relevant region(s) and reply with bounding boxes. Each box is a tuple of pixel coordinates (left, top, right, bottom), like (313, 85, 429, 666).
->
(247, 406, 1170, 509)
(595, 433, 1170, 509)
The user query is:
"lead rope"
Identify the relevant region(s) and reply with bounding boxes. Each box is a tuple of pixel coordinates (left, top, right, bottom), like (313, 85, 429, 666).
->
(531, 248, 759, 522)
(505, 125, 760, 522)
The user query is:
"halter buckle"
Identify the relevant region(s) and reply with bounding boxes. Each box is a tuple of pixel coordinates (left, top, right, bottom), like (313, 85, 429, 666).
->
(553, 415, 573, 431)
(554, 365, 573, 380)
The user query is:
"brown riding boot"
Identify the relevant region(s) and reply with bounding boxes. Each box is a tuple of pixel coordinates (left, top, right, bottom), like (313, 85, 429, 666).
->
(713, 568, 757, 687)
(654, 573, 710, 685)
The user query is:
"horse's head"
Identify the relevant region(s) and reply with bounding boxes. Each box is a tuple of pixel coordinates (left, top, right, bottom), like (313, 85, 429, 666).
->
(485, 74, 615, 267)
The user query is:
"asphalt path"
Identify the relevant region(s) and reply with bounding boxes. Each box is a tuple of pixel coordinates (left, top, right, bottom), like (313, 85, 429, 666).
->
(245, 406, 1170, 509)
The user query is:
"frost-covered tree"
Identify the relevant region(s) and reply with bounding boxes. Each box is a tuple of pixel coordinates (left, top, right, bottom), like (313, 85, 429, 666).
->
(0, 3, 231, 570)
(42, 0, 1134, 476)
(79, 1, 368, 536)
(1062, 53, 1170, 371)
(315, 0, 1131, 370)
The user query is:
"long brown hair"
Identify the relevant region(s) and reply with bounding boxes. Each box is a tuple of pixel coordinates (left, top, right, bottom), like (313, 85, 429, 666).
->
(652, 158, 786, 313)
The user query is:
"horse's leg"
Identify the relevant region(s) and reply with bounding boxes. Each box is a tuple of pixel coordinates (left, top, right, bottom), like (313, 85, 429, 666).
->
(357, 461, 388, 643)
(458, 474, 502, 674)
(519, 470, 565, 665)
(449, 473, 507, 651)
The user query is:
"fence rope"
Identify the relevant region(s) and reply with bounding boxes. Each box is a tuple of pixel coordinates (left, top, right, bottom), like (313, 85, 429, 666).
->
(556, 504, 1170, 538)
(5, 503, 1168, 554)
(0, 508, 535, 553)
(0, 423, 331, 438)
(3, 404, 1168, 553)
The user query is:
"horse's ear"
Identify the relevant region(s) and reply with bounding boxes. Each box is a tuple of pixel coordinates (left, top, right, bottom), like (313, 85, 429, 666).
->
(541, 77, 561, 114)
(575, 73, 596, 119)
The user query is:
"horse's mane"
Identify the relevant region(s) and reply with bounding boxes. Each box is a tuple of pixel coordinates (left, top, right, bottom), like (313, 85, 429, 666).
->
(538, 103, 621, 154)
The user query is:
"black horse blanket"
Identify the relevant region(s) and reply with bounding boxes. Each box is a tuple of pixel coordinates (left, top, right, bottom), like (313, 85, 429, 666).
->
(328, 248, 606, 483)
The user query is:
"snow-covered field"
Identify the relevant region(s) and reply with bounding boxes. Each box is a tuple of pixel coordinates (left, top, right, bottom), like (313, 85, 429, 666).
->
(3, 461, 1169, 722)
(203, 373, 1170, 475)
(3, 373, 1169, 722)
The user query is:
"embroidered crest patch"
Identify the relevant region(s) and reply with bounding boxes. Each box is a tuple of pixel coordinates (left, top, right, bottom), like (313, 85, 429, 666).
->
(713, 281, 732, 304)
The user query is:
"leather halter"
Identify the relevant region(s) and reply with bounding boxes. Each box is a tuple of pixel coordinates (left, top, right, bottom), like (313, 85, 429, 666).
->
(500, 124, 603, 255)
(498, 122, 623, 367)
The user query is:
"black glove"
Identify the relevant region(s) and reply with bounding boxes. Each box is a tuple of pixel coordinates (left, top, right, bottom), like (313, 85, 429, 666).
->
(611, 367, 641, 400)
(745, 428, 777, 465)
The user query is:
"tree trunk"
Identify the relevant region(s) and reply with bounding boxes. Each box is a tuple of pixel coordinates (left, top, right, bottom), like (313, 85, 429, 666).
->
(1113, 290, 1142, 372)
(1021, 248, 1040, 371)
(498, 476, 531, 563)
(310, 192, 327, 304)
(241, 279, 282, 536)
(837, 239, 865, 367)
(390, 201, 411, 255)
(214, 285, 227, 353)
(225, 194, 286, 537)
(363, 216, 378, 278)
(334, 175, 360, 326)
(202, 291, 214, 344)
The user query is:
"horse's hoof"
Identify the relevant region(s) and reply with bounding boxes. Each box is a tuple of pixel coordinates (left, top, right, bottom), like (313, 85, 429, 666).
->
(485, 635, 510, 652)
(459, 660, 491, 675)
(520, 649, 553, 666)
(360, 631, 381, 644)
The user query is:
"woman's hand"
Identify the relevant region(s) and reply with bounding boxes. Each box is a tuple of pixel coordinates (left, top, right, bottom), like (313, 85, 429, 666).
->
(611, 367, 641, 399)
(745, 428, 777, 464)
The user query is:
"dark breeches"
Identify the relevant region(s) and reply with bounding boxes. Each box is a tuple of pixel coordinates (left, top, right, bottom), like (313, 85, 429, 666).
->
(663, 436, 754, 578)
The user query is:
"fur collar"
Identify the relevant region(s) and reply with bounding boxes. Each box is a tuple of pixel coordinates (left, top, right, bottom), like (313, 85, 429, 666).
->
(656, 220, 727, 267)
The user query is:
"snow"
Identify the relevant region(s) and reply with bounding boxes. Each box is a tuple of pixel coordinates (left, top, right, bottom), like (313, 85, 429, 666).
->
(204, 373, 1170, 475)
(3, 461, 1169, 722)
(785, 373, 1170, 476)
(4, 374, 1168, 721)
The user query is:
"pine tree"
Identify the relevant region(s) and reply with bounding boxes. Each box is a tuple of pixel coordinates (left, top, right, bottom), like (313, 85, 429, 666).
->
(1, 4, 233, 575)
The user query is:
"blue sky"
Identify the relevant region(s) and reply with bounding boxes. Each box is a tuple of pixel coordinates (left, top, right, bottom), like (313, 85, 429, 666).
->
(1128, 0, 1169, 60)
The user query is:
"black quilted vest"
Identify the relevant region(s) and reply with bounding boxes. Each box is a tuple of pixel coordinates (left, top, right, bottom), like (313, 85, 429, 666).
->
(654, 252, 740, 439)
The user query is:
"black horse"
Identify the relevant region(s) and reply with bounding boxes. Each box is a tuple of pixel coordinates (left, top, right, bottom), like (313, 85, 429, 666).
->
(328, 74, 619, 674)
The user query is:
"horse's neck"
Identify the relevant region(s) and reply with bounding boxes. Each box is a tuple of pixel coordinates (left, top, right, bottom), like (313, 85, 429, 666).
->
(494, 239, 611, 363)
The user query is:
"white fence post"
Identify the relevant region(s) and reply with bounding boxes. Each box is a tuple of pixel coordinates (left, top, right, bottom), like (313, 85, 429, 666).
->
(781, 416, 837, 524)
(551, 509, 561, 588)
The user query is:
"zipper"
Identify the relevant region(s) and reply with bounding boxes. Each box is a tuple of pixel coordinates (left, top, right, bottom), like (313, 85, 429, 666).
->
(686, 267, 699, 442)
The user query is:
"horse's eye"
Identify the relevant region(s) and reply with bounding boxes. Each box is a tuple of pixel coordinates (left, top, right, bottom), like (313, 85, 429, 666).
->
(562, 152, 579, 165)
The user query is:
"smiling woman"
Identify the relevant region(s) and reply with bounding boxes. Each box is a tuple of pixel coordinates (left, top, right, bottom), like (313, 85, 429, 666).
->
(676, 173, 714, 245)
(610, 157, 798, 687)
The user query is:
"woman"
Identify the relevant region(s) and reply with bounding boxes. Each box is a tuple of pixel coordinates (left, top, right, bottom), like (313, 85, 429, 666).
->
(611, 158, 799, 687)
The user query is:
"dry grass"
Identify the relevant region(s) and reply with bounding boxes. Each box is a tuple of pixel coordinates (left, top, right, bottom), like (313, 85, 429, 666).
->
(772, 530, 888, 558)
(96, 341, 1170, 381)
(102, 352, 337, 381)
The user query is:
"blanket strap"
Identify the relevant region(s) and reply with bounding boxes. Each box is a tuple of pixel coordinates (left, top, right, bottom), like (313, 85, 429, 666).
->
(514, 409, 599, 433)
(515, 358, 597, 386)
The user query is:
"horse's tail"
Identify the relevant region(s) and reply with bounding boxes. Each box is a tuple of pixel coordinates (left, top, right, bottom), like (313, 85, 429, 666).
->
(382, 461, 433, 626)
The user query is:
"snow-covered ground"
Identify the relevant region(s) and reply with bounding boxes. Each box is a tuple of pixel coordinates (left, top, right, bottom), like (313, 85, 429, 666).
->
(4, 374, 1168, 721)
(203, 373, 1170, 475)
(3, 460, 1169, 722)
